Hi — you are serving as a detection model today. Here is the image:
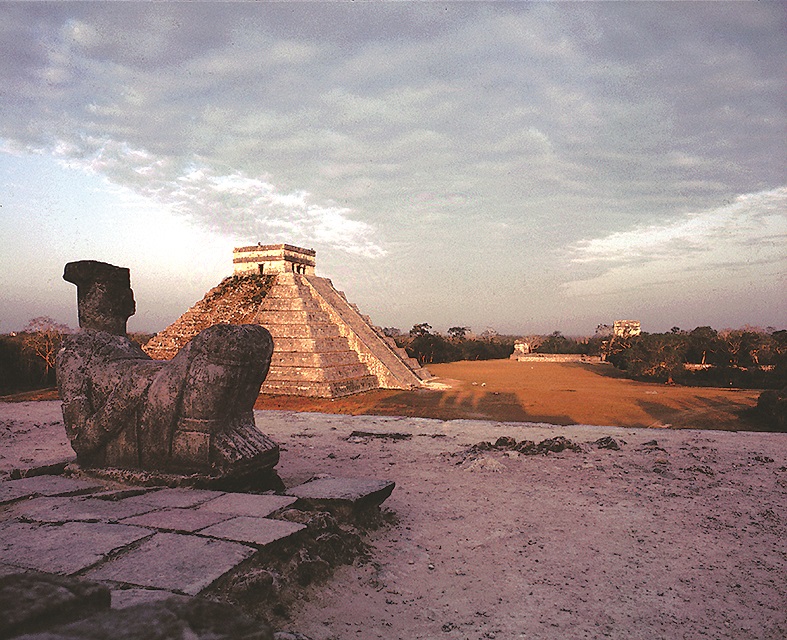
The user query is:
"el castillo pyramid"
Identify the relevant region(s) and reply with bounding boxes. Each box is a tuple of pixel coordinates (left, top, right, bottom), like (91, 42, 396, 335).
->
(143, 244, 431, 398)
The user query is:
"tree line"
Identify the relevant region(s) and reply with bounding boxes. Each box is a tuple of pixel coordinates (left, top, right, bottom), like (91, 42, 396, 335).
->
(604, 326, 786, 389)
(387, 324, 515, 365)
(4, 316, 784, 399)
(0, 317, 153, 396)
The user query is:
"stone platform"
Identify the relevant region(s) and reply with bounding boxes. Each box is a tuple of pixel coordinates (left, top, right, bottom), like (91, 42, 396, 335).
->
(0, 473, 393, 609)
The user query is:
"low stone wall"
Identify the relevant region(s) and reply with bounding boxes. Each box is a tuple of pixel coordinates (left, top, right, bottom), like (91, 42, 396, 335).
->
(511, 353, 602, 363)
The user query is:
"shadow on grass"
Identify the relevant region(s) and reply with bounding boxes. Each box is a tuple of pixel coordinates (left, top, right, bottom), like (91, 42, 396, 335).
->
(256, 388, 574, 425)
(571, 362, 632, 380)
(0, 387, 59, 402)
(635, 395, 759, 431)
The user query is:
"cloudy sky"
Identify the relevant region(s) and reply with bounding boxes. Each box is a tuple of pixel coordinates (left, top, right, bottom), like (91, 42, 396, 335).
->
(1, 2, 785, 336)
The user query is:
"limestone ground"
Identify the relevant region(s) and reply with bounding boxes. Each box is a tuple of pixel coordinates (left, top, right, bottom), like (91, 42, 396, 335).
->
(1, 403, 785, 639)
(263, 412, 787, 640)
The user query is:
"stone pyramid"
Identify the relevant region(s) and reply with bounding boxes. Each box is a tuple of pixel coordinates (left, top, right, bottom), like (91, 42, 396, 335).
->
(144, 244, 431, 398)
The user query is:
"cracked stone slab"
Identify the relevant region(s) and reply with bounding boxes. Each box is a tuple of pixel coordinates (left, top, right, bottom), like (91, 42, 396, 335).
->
(117, 488, 226, 509)
(0, 476, 102, 505)
(0, 521, 153, 575)
(120, 508, 232, 533)
(8, 496, 158, 524)
(286, 477, 395, 510)
(198, 516, 305, 547)
(84, 532, 255, 595)
(197, 493, 297, 517)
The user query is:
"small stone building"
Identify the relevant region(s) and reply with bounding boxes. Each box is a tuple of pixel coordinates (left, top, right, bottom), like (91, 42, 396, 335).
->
(144, 244, 431, 398)
(613, 320, 641, 338)
(233, 243, 316, 276)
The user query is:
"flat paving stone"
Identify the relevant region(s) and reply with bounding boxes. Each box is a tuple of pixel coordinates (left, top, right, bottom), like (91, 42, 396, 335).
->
(0, 521, 153, 575)
(198, 516, 305, 547)
(198, 493, 297, 517)
(0, 475, 101, 505)
(8, 496, 158, 523)
(84, 532, 255, 595)
(118, 488, 226, 509)
(120, 508, 232, 533)
(286, 477, 395, 507)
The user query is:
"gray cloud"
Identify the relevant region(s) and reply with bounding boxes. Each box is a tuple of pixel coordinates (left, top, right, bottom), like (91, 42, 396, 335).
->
(1, 2, 784, 332)
(564, 187, 787, 296)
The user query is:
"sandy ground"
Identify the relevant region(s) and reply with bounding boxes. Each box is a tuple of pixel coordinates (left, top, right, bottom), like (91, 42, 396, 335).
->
(255, 361, 764, 432)
(266, 412, 786, 640)
(2, 400, 784, 639)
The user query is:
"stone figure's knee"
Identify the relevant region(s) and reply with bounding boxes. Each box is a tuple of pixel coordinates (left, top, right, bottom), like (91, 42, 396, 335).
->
(190, 324, 273, 365)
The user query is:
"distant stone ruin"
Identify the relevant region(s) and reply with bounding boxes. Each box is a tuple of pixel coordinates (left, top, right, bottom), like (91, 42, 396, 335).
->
(512, 341, 531, 356)
(613, 320, 641, 338)
(56, 260, 279, 480)
(144, 244, 431, 398)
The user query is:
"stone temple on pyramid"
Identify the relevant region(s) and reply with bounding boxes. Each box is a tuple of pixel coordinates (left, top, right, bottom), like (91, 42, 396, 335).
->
(144, 244, 431, 398)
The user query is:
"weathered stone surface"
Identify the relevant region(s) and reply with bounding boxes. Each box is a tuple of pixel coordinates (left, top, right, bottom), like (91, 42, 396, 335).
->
(9, 496, 157, 524)
(0, 476, 101, 505)
(118, 488, 225, 509)
(0, 564, 21, 578)
(56, 260, 279, 479)
(198, 517, 305, 547)
(110, 588, 186, 610)
(119, 508, 231, 533)
(197, 493, 297, 517)
(0, 571, 110, 639)
(11, 596, 273, 640)
(0, 521, 152, 575)
(84, 533, 254, 595)
(286, 477, 395, 510)
(63, 261, 136, 337)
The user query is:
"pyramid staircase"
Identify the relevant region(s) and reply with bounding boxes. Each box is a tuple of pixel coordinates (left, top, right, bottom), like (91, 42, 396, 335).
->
(302, 275, 431, 384)
(255, 272, 429, 397)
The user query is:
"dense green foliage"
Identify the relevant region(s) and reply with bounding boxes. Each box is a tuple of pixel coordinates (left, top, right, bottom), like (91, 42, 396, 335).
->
(394, 325, 515, 365)
(0, 327, 154, 396)
(0, 333, 56, 393)
(607, 327, 787, 388)
(531, 331, 603, 355)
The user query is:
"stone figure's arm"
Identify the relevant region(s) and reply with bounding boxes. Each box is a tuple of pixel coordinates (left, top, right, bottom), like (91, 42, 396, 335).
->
(57, 341, 106, 457)
(61, 397, 106, 457)
(58, 339, 142, 458)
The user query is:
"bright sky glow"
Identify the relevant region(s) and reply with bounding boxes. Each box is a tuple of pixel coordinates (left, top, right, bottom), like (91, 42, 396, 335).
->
(1, 3, 785, 335)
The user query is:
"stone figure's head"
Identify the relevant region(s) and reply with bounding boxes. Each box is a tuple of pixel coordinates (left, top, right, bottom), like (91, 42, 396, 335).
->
(63, 260, 136, 336)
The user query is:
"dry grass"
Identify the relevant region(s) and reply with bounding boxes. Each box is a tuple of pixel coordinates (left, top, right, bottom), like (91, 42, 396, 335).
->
(255, 359, 764, 431)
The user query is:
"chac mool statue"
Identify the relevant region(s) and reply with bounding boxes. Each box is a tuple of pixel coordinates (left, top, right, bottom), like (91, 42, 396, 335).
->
(56, 260, 279, 479)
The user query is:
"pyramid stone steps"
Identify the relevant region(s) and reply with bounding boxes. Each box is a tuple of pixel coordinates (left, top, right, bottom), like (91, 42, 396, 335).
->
(265, 323, 342, 339)
(269, 336, 355, 353)
(252, 270, 380, 397)
(263, 310, 332, 325)
(257, 298, 321, 312)
(303, 275, 431, 389)
(265, 362, 371, 383)
(262, 375, 378, 398)
(271, 351, 362, 368)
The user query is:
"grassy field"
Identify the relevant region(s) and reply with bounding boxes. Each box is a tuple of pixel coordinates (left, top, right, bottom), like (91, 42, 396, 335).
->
(254, 359, 765, 431)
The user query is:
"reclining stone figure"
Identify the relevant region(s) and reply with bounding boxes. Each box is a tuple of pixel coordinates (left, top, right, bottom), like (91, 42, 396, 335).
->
(56, 260, 279, 478)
